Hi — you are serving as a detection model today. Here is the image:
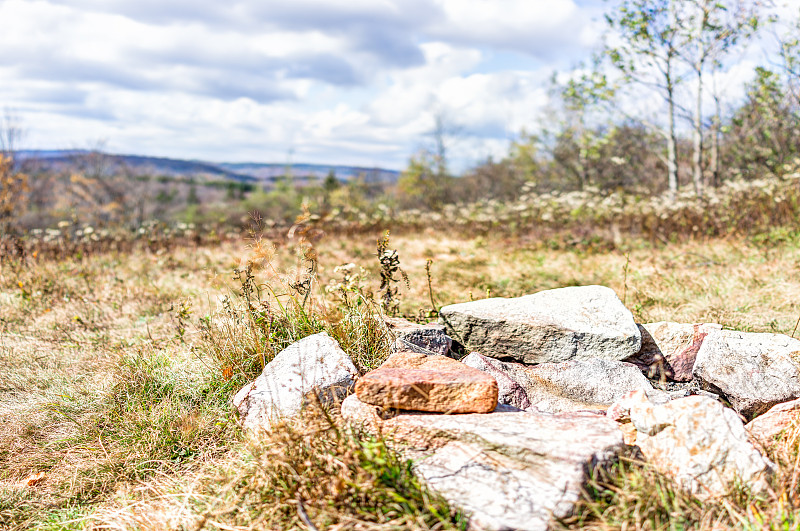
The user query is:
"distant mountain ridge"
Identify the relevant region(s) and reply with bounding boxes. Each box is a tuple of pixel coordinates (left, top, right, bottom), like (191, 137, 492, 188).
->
(15, 150, 401, 186)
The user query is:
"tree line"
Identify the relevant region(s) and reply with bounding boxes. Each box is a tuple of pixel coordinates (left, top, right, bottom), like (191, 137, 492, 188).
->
(396, 0, 800, 209)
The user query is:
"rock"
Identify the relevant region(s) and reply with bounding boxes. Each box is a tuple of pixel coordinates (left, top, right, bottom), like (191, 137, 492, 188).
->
(693, 330, 800, 420)
(232, 333, 358, 431)
(521, 359, 670, 414)
(618, 422, 638, 444)
(607, 388, 722, 423)
(355, 351, 498, 413)
(385, 317, 453, 356)
(461, 352, 531, 409)
(378, 350, 463, 371)
(439, 285, 641, 364)
(625, 322, 721, 381)
(607, 389, 650, 422)
(470, 357, 667, 414)
(342, 394, 626, 531)
(746, 398, 800, 443)
(607, 390, 651, 444)
(622, 392, 775, 498)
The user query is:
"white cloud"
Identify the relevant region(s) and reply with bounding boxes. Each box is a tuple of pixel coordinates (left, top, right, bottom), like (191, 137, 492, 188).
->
(431, 0, 585, 57)
(1, 0, 622, 170)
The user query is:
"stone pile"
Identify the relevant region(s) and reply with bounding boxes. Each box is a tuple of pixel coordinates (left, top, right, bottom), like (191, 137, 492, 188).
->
(232, 285, 800, 530)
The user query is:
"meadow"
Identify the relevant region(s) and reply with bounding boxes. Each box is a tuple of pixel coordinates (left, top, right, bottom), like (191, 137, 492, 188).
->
(4, 224, 800, 530)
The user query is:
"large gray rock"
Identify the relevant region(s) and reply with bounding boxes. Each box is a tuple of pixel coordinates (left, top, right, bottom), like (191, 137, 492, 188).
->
(385, 317, 453, 356)
(342, 394, 626, 531)
(617, 391, 775, 498)
(625, 322, 721, 381)
(519, 358, 670, 413)
(461, 352, 531, 409)
(466, 356, 666, 414)
(233, 333, 358, 431)
(439, 285, 640, 364)
(693, 330, 800, 420)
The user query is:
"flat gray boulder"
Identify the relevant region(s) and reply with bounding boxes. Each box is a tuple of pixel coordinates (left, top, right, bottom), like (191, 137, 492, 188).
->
(440, 285, 640, 364)
(693, 330, 800, 420)
(342, 394, 626, 531)
(616, 391, 774, 498)
(233, 332, 358, 431)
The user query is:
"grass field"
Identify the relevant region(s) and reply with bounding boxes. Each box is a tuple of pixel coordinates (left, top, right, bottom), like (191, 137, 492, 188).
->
(3, 228, 800, 529)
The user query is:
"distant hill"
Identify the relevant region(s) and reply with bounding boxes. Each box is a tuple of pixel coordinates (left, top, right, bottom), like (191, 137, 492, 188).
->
(217, 162, 399, 184)
(16, 150, 256, 182)
(14, 150, 400, 187)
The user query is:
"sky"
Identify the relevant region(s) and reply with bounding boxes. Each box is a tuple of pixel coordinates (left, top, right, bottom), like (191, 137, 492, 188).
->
(0, 0, 795, 171)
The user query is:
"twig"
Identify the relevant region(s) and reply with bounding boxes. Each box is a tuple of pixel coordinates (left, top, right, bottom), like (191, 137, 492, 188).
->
(296, 498, 319, 531)
(622, 252, 631, 307)
(425, 258, 438, 317)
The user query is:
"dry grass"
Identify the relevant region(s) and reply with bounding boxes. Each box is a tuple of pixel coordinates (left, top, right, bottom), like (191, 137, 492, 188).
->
(561, 413, 800, 531)
(3, 229, 800, 529)
(0, 243, 238, 529)
(308, 231, 800, 334)
(84, 405, 466, 531)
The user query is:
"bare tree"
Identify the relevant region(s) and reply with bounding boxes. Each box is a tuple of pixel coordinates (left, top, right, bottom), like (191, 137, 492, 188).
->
(68, 140, 138, 226)
(0, 111, 28, 233)
(676, 0, 763, 197)
(604, 0, 684, 198)
(776, 7, 800, 109)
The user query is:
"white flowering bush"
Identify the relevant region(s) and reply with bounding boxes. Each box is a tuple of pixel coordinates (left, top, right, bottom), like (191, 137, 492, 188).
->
(306, 171, 800, 245)
(1, 218, 239, 262)
(6, 169, 800, 262)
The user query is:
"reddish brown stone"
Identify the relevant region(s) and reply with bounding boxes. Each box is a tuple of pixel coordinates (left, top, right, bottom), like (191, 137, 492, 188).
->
(746, 398, 800, 444)
(355, 354, 498, 413)
(379, 350, 461, 370)
(626, 322, 721, 381)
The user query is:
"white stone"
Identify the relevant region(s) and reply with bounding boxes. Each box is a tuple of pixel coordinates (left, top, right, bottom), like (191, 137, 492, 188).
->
(342, 394, 625, 530)
(693, 330, 800, 419)
(233, 332, 357, 431)
(466, 356, 667, 414)
(746, 398, 800, 443)
(625, 392, 775, 498)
